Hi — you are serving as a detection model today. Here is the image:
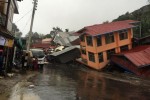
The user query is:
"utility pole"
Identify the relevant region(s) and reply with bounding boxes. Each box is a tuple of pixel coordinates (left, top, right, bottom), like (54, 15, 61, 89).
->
(27, 0, 38, 51)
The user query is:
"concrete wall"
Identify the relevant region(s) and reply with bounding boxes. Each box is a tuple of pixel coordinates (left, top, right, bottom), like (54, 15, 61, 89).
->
(80, 28, 133, 70)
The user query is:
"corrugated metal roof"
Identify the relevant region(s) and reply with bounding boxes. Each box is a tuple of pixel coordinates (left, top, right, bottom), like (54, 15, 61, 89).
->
(50, 46, 80, 56)
(76, 20, 139, 36)
(123, 46, 150, 68)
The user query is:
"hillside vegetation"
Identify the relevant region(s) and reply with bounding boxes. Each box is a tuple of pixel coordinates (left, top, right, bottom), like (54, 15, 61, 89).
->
(113, 4, 150, 38)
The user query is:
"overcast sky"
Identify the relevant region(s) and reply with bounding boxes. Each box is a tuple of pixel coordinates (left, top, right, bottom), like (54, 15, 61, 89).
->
(13, 0, 148, 36)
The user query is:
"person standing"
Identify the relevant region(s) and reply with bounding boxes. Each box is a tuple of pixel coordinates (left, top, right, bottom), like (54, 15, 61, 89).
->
(32, 56, 38, 71)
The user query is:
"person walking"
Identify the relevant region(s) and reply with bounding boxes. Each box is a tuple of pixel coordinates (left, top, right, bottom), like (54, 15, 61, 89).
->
(32, 56, 38, 71)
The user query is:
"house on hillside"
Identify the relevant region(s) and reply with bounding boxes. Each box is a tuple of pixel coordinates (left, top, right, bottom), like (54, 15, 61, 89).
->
(76, 20, 139, 70)
(53, 32, 79, 46)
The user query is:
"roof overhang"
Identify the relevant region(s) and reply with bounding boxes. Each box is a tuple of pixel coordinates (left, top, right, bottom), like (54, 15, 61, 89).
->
(0, 27, 14, 39)
(92, 26, 136, 37)
(75, 20, 140, 37)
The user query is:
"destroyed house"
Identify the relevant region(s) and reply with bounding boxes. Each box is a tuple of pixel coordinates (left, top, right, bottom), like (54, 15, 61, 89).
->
(111, 45, 150, 77)
(76, 20, 139, 70)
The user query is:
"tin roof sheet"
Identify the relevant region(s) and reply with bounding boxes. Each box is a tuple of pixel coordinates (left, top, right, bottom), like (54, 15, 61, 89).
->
(76, 20, 139, 36)
(123, 46, 150, 68)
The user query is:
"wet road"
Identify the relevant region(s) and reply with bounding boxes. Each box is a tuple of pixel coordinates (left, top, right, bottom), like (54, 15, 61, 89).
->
(9, 63, 150, 100)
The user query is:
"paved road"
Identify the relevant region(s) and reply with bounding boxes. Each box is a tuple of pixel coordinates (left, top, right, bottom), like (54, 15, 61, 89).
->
(9, 63, 150, 100)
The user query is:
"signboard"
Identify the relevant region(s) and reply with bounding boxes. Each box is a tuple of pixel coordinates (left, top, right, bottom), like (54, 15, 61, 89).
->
(5, 39, 14, 47)
(0, 36, 6, 46)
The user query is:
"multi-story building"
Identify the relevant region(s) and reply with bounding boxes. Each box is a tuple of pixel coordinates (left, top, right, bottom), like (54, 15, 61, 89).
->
(0, 0, 22, 72)
(76, 20, 139, 70)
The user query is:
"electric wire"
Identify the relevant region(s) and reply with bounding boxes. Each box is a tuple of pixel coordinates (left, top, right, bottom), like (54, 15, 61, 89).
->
(14, 9, 33, 23)
(21, 15, 32, 32)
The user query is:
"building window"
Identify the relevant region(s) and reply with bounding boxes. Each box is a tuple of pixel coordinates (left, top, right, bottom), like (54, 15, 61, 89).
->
(120, 45, 128, 52)
(107, 49, 116, 60)
(86, 36, 93, 46)
(81, 50, 86, 55)
(119, 30, 128, 40)
(98, 52, 103, 63)
(80, 35, 85, 42)
(97, 35, 102, 46)
(105, 33, 114, 44)
(88, 52, 95, 62)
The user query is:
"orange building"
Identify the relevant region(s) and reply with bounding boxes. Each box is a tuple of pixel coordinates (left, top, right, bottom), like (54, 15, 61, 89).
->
(76, 20, 139, 70)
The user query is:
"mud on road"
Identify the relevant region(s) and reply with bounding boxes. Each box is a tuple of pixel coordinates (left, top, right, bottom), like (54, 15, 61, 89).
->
(0, 71, 38, 100)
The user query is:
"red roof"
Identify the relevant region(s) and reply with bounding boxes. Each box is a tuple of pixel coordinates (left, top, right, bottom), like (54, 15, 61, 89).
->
(31, 43, 55, 49)
(119, 45, 150, 68)
(76, 20, 139, 36)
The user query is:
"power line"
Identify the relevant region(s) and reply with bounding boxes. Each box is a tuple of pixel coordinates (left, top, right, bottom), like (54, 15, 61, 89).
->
(14, 9, 32, 23)
(21, 15, 32, 32)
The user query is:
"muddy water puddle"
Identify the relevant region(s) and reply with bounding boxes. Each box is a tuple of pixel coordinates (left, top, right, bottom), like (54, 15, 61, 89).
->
(8, 64, 150, 100)
(9, 81, 41, 100)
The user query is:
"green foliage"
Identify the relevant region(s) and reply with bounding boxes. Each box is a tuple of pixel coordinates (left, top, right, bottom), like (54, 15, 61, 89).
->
(12, 23, 22, 37)
(50, 27, 63, 38)
(113, 5, 150, 38)
(44, 34, 52, 38)
(12, 23, 19, 32)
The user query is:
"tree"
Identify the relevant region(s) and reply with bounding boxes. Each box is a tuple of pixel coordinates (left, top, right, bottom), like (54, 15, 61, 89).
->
(12, 23, 19, 32)
(32, 32, 39, 39)
(44, 34, 52, 38)
(15, 32, 22, 38)
(102, 21, 109, 24)
(113, 5, 150, 37)
(39, 33, 44, 39)
(25, 32, 44, 44)
(25, 32, 40, 39)
(50, 27, 63, 38)
(12, 23, 22, 38)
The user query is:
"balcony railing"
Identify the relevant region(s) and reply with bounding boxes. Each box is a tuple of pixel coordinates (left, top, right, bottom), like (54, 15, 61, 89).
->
(0, 12, 6, 27)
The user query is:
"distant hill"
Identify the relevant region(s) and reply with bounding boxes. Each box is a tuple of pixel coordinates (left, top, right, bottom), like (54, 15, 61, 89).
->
(113, 4, 150, 38)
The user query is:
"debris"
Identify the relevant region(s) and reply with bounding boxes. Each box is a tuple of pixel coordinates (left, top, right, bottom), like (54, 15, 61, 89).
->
(47, 46, 80, 63)
(7, 73, 14, 77)
(29, 84, 35, 88)
(0, 76, 4, 79)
